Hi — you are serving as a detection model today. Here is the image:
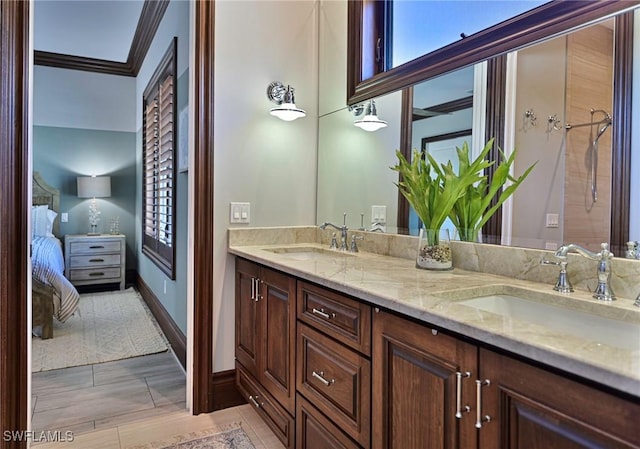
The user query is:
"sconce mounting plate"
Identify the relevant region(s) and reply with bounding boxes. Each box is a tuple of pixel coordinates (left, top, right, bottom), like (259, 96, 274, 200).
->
(267, 81, 287, 105)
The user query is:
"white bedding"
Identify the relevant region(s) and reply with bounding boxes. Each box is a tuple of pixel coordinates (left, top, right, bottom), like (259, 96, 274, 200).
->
(32, 236, 80, 322)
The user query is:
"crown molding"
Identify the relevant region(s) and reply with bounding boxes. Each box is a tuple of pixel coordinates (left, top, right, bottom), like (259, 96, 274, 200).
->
(33, 0, 169, 77)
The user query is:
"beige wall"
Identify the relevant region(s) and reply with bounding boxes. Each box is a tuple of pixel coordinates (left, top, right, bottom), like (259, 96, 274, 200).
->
(563, 23, 613, 250)
(213, 1, 319, 371)
(512, 35, 567, 250)
(316, 0, 402, 232)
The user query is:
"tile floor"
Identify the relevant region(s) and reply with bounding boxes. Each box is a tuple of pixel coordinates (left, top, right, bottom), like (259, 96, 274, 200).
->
(31, 350, 284, 448)
(32, 404, 284, 449)
(31, 351, 186, 436)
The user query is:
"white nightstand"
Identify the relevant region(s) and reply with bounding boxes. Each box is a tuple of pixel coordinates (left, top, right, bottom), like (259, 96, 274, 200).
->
(64, 234, 126, 290)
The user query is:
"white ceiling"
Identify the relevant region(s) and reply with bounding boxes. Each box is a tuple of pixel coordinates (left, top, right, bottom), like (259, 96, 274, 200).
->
(33, 0, 144, 62)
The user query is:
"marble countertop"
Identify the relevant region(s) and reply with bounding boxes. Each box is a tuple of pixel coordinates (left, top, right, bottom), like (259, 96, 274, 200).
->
(229, 240, 640, 397)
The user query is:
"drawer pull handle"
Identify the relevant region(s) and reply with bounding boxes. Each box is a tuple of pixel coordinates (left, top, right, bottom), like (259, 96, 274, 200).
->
(248, 395, 260, 408)
(89, 272, 105, 277)
(89, 245, 105, 249)
(311, 308, 335, 320)
(312, 370, 334, 387)
(89, 258, 105, 263)
(455, 371, 471, 418)
(475, 379, 491, 428)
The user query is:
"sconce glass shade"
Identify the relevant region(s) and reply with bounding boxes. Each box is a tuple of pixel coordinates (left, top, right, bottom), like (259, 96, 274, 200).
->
(267, 81, 306, 121)
(270, 102, 306, 121)
(77, 176, 111, 198)
(353, 100, 387, 132)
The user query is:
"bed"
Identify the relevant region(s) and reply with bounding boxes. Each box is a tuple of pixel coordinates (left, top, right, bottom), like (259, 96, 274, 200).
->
(32, 172, 80, 339)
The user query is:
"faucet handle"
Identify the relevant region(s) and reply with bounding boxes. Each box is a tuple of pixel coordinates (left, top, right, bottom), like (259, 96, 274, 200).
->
(541, 258, 573, 293)
(349, 235, 364, 253)
(634, 292, 640, 307)
(329, 232, 338, 250)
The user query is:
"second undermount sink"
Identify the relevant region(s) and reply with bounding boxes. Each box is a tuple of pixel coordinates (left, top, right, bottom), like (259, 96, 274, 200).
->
(444, 285, 640, 351)
(263, 246, 355, 261)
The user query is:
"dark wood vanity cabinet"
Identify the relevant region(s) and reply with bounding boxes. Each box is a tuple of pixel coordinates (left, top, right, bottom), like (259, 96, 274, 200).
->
(372, 309, 640, 449)
(296, 281, 372, 449)
(478, 348, 640, 449)
(372, 309, 478, 449)
(235, 258, 296, 448)
(235, 258, 640, 449)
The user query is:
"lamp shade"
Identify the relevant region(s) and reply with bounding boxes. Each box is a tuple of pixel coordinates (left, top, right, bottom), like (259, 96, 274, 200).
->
(77, 176, 111, 198)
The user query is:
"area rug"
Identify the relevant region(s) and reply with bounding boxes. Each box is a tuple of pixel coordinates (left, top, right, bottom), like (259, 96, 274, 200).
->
(129, 424, 256, 449)
(32, 287, 169, 372)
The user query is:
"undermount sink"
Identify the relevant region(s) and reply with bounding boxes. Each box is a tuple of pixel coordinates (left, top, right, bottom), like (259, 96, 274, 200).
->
(446, 285, 640, 351)
(263, 246, 354, 261)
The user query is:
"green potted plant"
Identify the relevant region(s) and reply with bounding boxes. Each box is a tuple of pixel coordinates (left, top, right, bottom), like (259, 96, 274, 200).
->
(392, 149, 484, 270)
(432, 139, 536, 243)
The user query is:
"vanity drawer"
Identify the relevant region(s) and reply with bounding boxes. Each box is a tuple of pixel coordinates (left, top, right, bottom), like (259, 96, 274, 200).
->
(296, 394, 362, 449)
(236, 363, 294, 449)
(297, 323, 370, 447)
(68, 254, 121, 268)
(297, 281, 371, 356)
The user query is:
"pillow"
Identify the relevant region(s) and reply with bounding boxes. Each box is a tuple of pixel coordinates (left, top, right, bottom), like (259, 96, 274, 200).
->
(45, 209, 57, 237)
(31, 205, 51, 238)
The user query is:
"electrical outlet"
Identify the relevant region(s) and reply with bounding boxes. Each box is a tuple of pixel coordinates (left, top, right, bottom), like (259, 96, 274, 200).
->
(545, 242, 558, 250)
(230, 202, 251, 224)
(546, 213, 559, 228)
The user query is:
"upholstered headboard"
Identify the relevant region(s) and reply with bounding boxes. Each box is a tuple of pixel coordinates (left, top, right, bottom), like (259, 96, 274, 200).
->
(32, 172, 60, 237)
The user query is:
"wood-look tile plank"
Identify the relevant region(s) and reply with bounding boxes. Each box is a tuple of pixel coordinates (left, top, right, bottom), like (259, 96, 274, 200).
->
(32, 365, 94, 396)
(145, 370, 186, 406)
(32, 419, 96, 438)
(32, 379, 155, 430)
(32, 426, 119, 449)
(92, 352, 177, 386)
(94, 401, 186, 431)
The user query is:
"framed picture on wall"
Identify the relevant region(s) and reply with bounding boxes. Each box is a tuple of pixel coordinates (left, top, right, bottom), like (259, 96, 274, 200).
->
(178, 106, 188, 173)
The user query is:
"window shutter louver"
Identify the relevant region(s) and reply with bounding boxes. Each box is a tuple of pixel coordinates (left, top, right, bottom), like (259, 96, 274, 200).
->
(142, 38, 177, 279)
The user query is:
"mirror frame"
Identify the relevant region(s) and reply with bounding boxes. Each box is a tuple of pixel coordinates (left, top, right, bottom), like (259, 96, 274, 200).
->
(347, 0, 638, 106)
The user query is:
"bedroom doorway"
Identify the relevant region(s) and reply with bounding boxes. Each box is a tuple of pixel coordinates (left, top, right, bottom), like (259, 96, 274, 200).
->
(0, 1, 215, 439)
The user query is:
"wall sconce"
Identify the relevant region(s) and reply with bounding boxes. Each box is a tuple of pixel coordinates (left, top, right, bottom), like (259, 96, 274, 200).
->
(266, 81, 306, 121)
(349, 99, 387, 132)
(77, 175, 111, 235)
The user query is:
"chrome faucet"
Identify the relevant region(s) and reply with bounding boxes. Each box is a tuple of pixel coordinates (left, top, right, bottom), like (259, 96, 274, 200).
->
(554, 242, 615, 301)
(320, 213, 349, 251)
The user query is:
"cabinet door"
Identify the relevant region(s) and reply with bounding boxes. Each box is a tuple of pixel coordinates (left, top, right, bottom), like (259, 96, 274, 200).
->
(235, 258, 260, 376)
(297, 394, 361, 449)
(372, 310, 478, 449)
(259, 266, 297, 414)
(479, 348, 640, 449)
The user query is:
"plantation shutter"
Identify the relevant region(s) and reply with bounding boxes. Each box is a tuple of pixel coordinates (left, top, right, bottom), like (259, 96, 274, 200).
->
(142, 38, 177, 279)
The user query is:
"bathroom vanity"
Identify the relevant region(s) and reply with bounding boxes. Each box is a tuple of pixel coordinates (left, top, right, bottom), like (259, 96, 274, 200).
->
(229, 227, 640, 449)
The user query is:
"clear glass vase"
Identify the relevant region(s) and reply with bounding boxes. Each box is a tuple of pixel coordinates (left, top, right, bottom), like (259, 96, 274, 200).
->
(416, 228, 452, 270)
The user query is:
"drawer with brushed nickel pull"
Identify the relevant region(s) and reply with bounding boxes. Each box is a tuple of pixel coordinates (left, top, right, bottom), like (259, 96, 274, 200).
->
(297, 323, 371, 447)
(64, 234, 126, 290)
(297, 281, 371, 356)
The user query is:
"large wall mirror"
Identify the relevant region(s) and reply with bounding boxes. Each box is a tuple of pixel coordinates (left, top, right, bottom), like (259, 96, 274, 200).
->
(318, 4, 639, 258)
(347, 0, 637, 104)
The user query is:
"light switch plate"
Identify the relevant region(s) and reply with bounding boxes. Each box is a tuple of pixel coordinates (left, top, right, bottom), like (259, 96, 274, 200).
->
(230, 202, 250, 224)
(546, 213, 559, 228)
(61, 212, 69, 223)
(371, 205, 387, 224)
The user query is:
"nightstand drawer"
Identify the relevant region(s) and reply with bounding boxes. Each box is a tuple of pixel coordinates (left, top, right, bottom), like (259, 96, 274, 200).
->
(69, 254, 121, 268)
(69, 267, 122, 282)
(69, 240, 121, 254)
